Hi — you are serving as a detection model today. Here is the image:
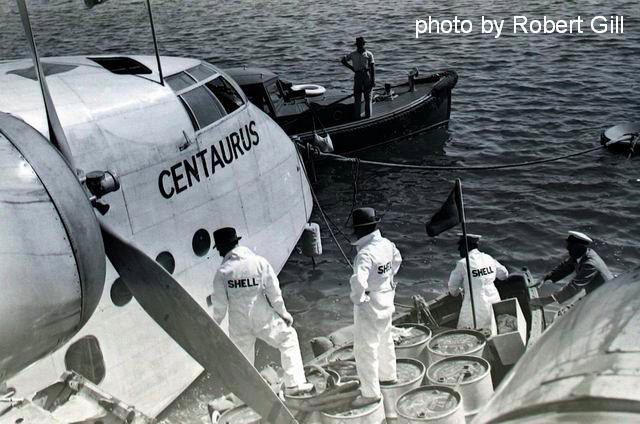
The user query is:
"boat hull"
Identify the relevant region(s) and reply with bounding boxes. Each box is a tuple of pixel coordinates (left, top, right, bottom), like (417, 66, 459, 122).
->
(225, 67, 457, 155)
(292, 88, 452, 155)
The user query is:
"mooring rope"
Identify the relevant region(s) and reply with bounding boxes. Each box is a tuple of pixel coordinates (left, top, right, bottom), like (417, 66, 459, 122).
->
(296, 149, 353, 269)
(344, 158, 360, 226)
(315, 141, 621, 172)
(290, 135, 628, 276)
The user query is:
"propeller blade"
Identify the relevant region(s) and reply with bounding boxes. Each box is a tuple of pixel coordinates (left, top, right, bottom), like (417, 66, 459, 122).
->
(16, 0, 76, 169)
(99, 222, 297, 424)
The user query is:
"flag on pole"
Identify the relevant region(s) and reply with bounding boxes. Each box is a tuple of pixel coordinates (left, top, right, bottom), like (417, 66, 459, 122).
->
(425, 178, 478, 328)
(425, 180, 463, 237)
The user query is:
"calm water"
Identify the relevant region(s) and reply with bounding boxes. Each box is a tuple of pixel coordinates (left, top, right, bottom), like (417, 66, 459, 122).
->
(1, 0, 639, 421)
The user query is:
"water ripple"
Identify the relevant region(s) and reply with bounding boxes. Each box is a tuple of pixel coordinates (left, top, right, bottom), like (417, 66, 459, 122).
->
(1, 0, 639, 421)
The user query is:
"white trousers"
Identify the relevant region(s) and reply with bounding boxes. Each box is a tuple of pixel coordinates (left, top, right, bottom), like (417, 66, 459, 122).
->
(353, 303, 397, 398)
(230, 310, 306, 387)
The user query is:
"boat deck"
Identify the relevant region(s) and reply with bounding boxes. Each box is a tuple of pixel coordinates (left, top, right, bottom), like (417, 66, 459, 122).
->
(369, 83, 435, 117)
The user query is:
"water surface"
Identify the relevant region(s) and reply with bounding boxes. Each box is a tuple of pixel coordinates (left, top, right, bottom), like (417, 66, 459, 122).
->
(1, 1, 638, 421)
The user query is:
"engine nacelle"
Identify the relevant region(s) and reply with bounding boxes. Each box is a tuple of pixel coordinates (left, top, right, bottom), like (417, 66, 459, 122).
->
(473, 269, 640, 423)
(0, 113, 105, 382)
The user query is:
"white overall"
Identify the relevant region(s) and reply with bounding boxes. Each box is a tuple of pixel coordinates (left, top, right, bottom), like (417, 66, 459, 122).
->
(212, 246, 306, 387)
(448, 249, 508, 331)
(350, 230, 402, 398)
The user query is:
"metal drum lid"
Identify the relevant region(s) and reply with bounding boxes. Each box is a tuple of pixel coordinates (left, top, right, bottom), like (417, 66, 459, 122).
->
(427, 356, 489, 385)
(396, 359, 425, 384)
(394, 324, 432, 347)
(428, 330, 485, 356)
(326, 360, 358, 381)
(396, 386, 461, 420)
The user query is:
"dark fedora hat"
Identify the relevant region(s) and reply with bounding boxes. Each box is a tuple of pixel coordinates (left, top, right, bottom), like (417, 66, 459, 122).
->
(213, 227, 242, 248)
(355, 36, 366, 46)
(457, 233, 482, 245)
(352, 207, 381, 227)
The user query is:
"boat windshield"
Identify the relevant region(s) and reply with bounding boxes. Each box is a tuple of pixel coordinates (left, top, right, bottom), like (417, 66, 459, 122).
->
(242, 84, 273, 115)
(266, 81, 283, 113)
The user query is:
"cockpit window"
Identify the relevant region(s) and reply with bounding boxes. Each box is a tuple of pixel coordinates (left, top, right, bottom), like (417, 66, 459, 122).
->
(181, 86, 226, 130)
(166, 72, 196, 91)
(186, 64, 216, 82)
(206, 77, 245, 114)
(167, 63, 246, 131)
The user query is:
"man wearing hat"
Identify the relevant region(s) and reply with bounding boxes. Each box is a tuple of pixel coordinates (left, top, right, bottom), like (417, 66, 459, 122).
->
(211, 227, 313, 396)
(349, 207, 402, 407)
(341, 36, 375, 119)
(448, 234, 509, 331)
(531, 231, 613, 306)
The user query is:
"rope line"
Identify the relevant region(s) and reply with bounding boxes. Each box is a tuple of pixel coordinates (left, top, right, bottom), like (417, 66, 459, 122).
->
(321, 207, 354, 247)
(295, 148, 353, 269)
(344, 158, 360, 226)
(310, 186, 353, 269)
(317, 143, 613, 171)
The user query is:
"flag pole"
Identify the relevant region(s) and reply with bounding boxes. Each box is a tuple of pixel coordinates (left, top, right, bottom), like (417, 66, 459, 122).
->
(456, 178, 477, 329)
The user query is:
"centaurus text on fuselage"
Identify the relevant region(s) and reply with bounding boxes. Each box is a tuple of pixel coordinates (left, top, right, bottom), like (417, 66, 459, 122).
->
(158, 121, 260, 199)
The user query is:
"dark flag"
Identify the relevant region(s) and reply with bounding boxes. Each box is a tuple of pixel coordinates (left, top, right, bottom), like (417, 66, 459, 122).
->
(425, 180, 462, 237)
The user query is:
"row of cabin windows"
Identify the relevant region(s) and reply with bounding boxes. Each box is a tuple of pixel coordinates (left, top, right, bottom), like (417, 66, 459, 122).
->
(166, 64, 245, 131)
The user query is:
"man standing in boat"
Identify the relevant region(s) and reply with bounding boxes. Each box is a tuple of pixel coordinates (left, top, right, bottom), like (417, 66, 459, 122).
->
(211, 227, 313, 396)
(448, 234, 509, 331)
(531, 231, 613, 306)
(349, 207, 402, 407)
(341, 36, 375, 119)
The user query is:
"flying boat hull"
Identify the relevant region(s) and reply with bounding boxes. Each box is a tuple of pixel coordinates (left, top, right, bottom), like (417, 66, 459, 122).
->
(0, 55, 311, 416)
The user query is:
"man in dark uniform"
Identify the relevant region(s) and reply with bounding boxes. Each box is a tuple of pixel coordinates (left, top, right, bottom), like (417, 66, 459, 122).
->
(341, 36, 375, 119)
(531, 231, 613, 306)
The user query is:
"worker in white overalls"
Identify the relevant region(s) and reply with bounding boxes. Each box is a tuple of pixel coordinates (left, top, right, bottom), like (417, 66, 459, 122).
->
(349, 207, 402, 407)
(211, 227, 313, 396)
(448, 234, 508, 331)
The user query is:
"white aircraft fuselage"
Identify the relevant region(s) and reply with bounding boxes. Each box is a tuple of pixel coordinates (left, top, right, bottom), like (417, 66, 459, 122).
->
(0, 55, 312, 416)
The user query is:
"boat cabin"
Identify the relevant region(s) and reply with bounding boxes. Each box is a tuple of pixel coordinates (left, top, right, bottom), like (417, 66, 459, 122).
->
(224, 67, 308, 119)
(225, 66, 457, 154)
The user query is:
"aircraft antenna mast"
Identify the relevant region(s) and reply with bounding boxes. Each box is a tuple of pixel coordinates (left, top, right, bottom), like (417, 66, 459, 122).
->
(145, 0, 164, 86)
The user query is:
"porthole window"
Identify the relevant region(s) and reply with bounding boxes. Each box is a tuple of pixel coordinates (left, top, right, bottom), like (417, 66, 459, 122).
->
(156, 251, 176, 274)
(110, 277, 132, 307)
(192, 229, 211, 257)
(64, 336, 105, 385)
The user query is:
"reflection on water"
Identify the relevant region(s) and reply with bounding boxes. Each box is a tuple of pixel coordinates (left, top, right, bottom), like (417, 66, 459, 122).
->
(1, 0, 639, 422)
